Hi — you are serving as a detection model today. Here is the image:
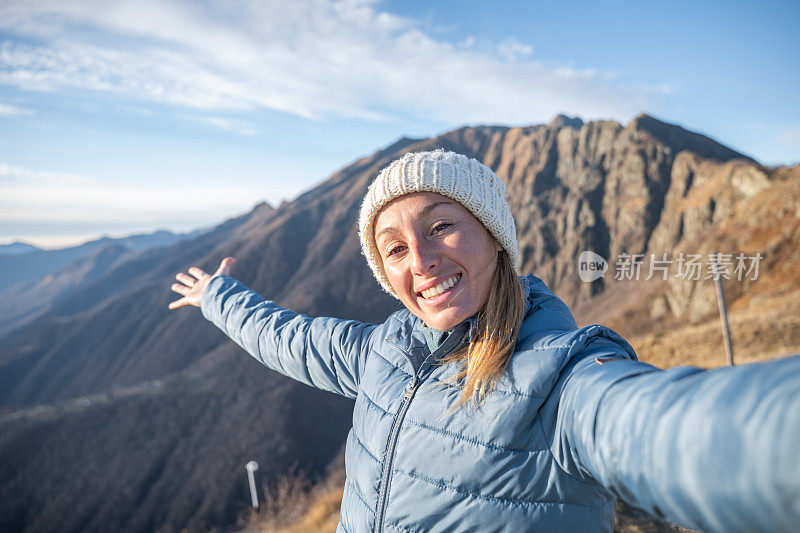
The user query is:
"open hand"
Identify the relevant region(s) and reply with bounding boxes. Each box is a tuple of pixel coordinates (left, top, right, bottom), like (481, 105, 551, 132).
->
(169, 257, 235, 310)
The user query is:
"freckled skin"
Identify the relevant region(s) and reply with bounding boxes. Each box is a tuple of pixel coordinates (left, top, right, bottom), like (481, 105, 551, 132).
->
(374, 192, 502, 331)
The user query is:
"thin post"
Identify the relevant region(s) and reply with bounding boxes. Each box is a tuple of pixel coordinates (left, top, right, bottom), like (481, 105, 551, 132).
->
(245, 461, 259, 510)
(712, 255, 735, 366)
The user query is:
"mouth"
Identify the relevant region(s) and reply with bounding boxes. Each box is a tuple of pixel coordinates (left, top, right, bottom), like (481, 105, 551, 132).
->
(417, 273, 462, 303)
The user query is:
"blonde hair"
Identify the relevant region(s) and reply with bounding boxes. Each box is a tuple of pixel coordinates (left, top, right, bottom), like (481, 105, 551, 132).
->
(441, 250, 525, 408)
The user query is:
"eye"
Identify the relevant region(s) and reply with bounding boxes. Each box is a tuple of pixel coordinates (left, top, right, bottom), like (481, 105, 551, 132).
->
(387, 244, 406, 257)
(432, 222, 452, 234)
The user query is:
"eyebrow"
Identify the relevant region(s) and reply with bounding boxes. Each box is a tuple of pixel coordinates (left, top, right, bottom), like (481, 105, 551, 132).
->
(375, 200, 454, 242)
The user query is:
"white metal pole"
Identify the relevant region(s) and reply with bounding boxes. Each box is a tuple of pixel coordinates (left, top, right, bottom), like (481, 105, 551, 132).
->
(245, 460, 259, 510)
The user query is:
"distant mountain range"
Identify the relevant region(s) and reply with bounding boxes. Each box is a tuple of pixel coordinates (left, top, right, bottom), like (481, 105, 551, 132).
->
(0, 229, 209, 291)
(0, 230, 211, 336)
(1, 115, 797, 532)
(0, 242, 40, 256)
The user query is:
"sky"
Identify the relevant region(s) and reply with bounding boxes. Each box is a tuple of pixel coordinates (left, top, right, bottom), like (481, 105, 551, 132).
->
(0, 0, 798, 249)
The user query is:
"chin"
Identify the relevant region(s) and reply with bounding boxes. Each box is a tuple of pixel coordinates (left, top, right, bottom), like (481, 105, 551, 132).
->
(423, 309, 467, 331)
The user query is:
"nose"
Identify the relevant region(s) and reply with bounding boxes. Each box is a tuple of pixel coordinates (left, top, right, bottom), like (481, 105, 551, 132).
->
(408, 237, 440, 276)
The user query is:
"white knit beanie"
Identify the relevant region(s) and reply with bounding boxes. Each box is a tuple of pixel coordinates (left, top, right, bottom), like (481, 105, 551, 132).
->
(358, 149, 519, 297)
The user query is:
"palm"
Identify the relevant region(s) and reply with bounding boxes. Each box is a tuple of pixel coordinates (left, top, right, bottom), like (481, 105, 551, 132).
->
(169, 257, 235, 310)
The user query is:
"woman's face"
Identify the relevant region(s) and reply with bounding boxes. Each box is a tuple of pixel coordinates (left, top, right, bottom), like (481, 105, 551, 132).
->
(373, 192, 502, 331)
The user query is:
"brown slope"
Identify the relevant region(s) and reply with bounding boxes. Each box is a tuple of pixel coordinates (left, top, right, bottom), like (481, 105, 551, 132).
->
(573, 157, 800, 336)
(577, 161, 800, 368)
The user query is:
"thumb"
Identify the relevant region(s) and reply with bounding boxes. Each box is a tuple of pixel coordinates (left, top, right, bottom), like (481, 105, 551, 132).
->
(215, 256, 235, 277)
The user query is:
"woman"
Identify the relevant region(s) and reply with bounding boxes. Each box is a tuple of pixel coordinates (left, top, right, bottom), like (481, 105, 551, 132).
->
(170, 150, 799, 532)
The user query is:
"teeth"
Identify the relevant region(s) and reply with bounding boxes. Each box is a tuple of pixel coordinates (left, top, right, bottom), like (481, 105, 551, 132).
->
(420, 274, 460, 299)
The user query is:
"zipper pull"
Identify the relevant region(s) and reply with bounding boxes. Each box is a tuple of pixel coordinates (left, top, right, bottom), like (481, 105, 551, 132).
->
(404, 377, 419, 401)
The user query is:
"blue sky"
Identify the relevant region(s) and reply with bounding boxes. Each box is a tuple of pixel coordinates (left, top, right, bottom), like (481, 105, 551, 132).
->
(1, 0, 798, 248)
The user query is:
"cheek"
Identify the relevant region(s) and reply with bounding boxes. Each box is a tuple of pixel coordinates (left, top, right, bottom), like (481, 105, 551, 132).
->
(383, 262, 411, 291)
(445, 232, 492, 261)
(444, 232, 476, 253)
(383, 261, 403, 278)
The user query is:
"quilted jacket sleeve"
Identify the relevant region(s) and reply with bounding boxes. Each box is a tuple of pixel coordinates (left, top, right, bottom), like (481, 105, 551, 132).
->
(552, 336, 800, 532)
(201, 275, 376, 399)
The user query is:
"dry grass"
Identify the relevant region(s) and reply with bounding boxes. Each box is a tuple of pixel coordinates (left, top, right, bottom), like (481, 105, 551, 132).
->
(240, 462, 345, 533)
(240, 467, 693, 533)
(631, 288, 800, 369)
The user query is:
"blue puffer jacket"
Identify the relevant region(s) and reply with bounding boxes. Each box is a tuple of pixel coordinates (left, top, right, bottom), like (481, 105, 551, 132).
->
(202, 274, 800, 532)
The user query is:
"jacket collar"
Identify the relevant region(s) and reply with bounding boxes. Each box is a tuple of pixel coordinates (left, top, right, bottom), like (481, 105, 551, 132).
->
(383, 274, 575, 377)
(386, 275, 536, 354)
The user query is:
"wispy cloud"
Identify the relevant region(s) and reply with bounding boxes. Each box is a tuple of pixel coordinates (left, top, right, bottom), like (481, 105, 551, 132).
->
(0, 0, 666, 125)
(496, 38, 534, 62)
(183, 115, 258, 136)
(0, 161, 277, 227)
(0, 102, 34, 116)
(0, 162, 93, 185)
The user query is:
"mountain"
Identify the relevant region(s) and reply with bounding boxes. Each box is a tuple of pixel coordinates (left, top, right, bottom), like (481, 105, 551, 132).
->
(0, 242, 40, 256)
(0, 243, 130, 337)
(0, 115, 797, 532)
(0, 229, 217, 337)
(0, 229, 209, 292)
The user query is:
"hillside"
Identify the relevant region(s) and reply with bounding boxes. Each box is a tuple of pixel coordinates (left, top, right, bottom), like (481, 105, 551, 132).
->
(0, 243, 131, 336)
(1, 115, 797, 532)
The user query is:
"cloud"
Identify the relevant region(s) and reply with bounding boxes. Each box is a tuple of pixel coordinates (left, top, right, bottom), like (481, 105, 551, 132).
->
(0, 0, 666, 125)
(183, 114, 258, 136)
(497, 38, 533, 62)
(0, 161, 277, 228)
(0, 102, 34, 116)
(0, 162, 94, 185)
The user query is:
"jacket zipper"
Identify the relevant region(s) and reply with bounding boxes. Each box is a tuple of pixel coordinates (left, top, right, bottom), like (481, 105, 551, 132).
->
(374, 375, 419, 533)
(373, 327, 469, 532)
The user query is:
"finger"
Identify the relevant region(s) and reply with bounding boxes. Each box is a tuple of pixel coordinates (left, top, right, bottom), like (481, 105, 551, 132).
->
(175, 272, 196, 287)
(168, 297, 188, 310)
(188, 267, 208, 279)
(214, 257, 236, 277)
(171, 283, 191, 296)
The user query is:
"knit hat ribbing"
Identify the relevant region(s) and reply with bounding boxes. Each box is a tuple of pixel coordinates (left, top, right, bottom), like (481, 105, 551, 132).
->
(358, 149, 519, 297)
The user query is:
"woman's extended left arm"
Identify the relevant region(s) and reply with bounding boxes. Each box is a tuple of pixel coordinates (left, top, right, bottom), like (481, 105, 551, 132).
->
(550, 337, 800, 532)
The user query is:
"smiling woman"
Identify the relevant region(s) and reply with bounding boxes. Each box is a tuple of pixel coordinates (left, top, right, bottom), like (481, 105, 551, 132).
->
(371, 194, 503, 330)
(365, 176, 523, 408)
(170, 150, 800, 532)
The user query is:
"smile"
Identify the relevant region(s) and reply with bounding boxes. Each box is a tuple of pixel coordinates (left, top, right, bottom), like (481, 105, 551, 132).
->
(419, 274, 462, 300)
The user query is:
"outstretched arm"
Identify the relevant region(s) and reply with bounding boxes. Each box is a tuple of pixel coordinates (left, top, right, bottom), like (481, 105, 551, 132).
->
(552, 339, 800, 532)
(170, 259, 374, 399)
